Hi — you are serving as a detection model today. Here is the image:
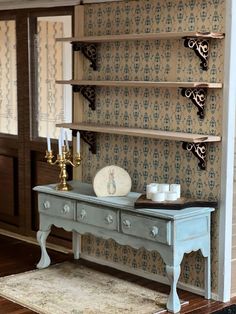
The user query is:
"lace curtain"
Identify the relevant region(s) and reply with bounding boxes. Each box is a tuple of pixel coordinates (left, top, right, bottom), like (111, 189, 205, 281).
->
(0, 20, 17, 135)
(37, 18, 72, 139)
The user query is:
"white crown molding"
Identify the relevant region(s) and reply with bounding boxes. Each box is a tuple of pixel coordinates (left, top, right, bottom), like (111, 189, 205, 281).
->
(0, 0, 123, 10)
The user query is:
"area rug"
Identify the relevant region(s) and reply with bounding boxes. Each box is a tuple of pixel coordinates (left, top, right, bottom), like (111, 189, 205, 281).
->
(0, 261, 186, 314)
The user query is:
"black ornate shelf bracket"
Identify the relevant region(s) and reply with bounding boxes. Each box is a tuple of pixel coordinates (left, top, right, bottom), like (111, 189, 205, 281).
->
(72, 130, 96, 154)
(183, 37, 209, 71)
(182, 142, 207, 170)
(181, 88, 207, 119)
(72, 42, 97, 70)
(72, 85, 96, 110)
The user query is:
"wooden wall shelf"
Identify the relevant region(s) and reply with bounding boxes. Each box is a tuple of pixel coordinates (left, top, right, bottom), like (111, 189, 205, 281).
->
(56, 31, 224, 71)
(56, 122, 221, 170)
(56, 31, 224, 43)
(56, 80, 222, 89)
(57, 80, 222, 119)
(57, 122, 221, 143)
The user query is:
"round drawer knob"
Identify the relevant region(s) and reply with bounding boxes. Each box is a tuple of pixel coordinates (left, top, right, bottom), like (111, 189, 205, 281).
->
(80, 209, 87, 220)
(62, 204, 70, 214)
(150, 226, 159, 238)
(43, 201, 50, 209)
(122, 219, 131, 229)
(105, 214, 113, 224)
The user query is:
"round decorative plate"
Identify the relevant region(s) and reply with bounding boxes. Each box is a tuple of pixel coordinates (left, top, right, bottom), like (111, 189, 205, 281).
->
(93, 165, 132, 197)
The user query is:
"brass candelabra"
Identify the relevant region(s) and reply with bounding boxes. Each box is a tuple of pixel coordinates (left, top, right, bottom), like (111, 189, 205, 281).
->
(45, 146, 81, 191)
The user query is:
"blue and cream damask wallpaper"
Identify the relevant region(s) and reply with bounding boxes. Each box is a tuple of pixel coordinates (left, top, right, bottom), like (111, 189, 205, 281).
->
(79, 0, 225, 293)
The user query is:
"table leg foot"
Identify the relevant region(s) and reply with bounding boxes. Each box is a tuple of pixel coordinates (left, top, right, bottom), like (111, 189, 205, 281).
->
(166, 264, 181, 313)
(204, 255, 211, 299)
(72, 232, 81, 260)
(36, 230, 51, 269)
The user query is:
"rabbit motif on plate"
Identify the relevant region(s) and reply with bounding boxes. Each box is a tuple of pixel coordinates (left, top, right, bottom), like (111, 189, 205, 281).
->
(107, 168, 116, 195)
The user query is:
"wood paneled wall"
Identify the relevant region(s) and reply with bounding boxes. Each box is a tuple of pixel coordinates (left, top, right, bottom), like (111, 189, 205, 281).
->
(0, 155, 18, 223)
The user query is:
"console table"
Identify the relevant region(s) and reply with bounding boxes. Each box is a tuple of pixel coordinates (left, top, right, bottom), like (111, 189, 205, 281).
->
(34, 181, 215, 313)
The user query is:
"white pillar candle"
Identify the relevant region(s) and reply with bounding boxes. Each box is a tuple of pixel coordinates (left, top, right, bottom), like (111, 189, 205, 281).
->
(58, 137, 62, 156)
(65, 131, 69, 151)
(47, 135, 51, 152)
(170, 184, 181, 199)
(77, 131, 80, 154)
(60, 128, 65, 147)
(159, 184, 169, 192)
(146, 183, 158, 199)
(165, 191, 178, 201)
(151, 192, 165, 202)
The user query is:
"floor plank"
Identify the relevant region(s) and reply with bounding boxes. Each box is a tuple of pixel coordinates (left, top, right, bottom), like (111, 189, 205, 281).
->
(0, 233, 235, 313)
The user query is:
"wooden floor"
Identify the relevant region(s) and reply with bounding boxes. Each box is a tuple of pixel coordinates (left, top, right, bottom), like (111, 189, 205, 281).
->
(0, 234, 235, 314)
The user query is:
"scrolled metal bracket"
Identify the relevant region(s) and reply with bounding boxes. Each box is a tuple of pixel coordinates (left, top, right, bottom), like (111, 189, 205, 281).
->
(72, 130, 96, 154)
(73, 85, 96, 110)
(182, 142, 207, 170)
(72, 42, 97, 71)
(181, 88, 207, 119)
(183, 37, 209, 71)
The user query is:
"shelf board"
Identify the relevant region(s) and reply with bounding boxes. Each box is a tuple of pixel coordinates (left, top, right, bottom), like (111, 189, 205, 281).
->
(56, 80, 222, 89)
(56, 122, 221, 143)
(56, 31, 224, 43)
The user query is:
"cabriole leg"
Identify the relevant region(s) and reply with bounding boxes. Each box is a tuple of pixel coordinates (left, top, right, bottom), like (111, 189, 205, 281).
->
(72, 231, 81, 260)
(36, 229, 51, 269)
(166, 264, 181, 313)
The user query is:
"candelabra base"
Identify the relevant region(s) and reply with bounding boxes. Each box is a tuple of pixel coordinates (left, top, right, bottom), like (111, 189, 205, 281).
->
(55, 182, 73, 191)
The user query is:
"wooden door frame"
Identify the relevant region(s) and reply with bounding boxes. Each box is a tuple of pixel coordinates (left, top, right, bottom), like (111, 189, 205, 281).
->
(0, 11, 27, 234)
(0, 7, 74, 239)
(25, 7, 74, 239)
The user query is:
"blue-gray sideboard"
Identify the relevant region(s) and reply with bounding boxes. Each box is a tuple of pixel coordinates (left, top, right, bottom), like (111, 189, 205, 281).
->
(34, 180, 215, 313)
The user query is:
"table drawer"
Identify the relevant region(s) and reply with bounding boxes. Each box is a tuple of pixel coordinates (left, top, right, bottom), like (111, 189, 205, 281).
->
(38, 194, 76, 220)
(77, 202, 118, 231)
(121, 213, 171, 245)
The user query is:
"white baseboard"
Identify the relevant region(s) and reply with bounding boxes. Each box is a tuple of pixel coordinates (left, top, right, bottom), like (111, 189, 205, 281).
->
(80, 253, 219, 300)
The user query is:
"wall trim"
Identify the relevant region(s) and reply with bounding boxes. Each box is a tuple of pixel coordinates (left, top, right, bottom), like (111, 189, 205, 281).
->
(80, 253, 219, 300)
(218, 0, 236, 302)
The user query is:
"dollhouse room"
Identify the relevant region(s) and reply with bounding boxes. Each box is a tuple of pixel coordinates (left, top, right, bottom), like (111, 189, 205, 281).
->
(0, 0, 235, 313)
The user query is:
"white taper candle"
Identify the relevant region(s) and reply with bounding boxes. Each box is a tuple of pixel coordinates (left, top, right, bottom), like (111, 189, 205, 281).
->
(60, 128, 65, 147)
(65, 131, 69, 151)
(47, 135, 51, 152)
(58, 137, 62, 156)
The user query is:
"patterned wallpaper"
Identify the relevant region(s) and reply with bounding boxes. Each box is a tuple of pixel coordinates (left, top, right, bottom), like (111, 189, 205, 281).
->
(79, 0, 225, 293)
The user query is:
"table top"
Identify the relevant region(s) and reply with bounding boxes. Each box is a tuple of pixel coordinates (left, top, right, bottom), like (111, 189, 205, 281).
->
(34, 180, 215, 220)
